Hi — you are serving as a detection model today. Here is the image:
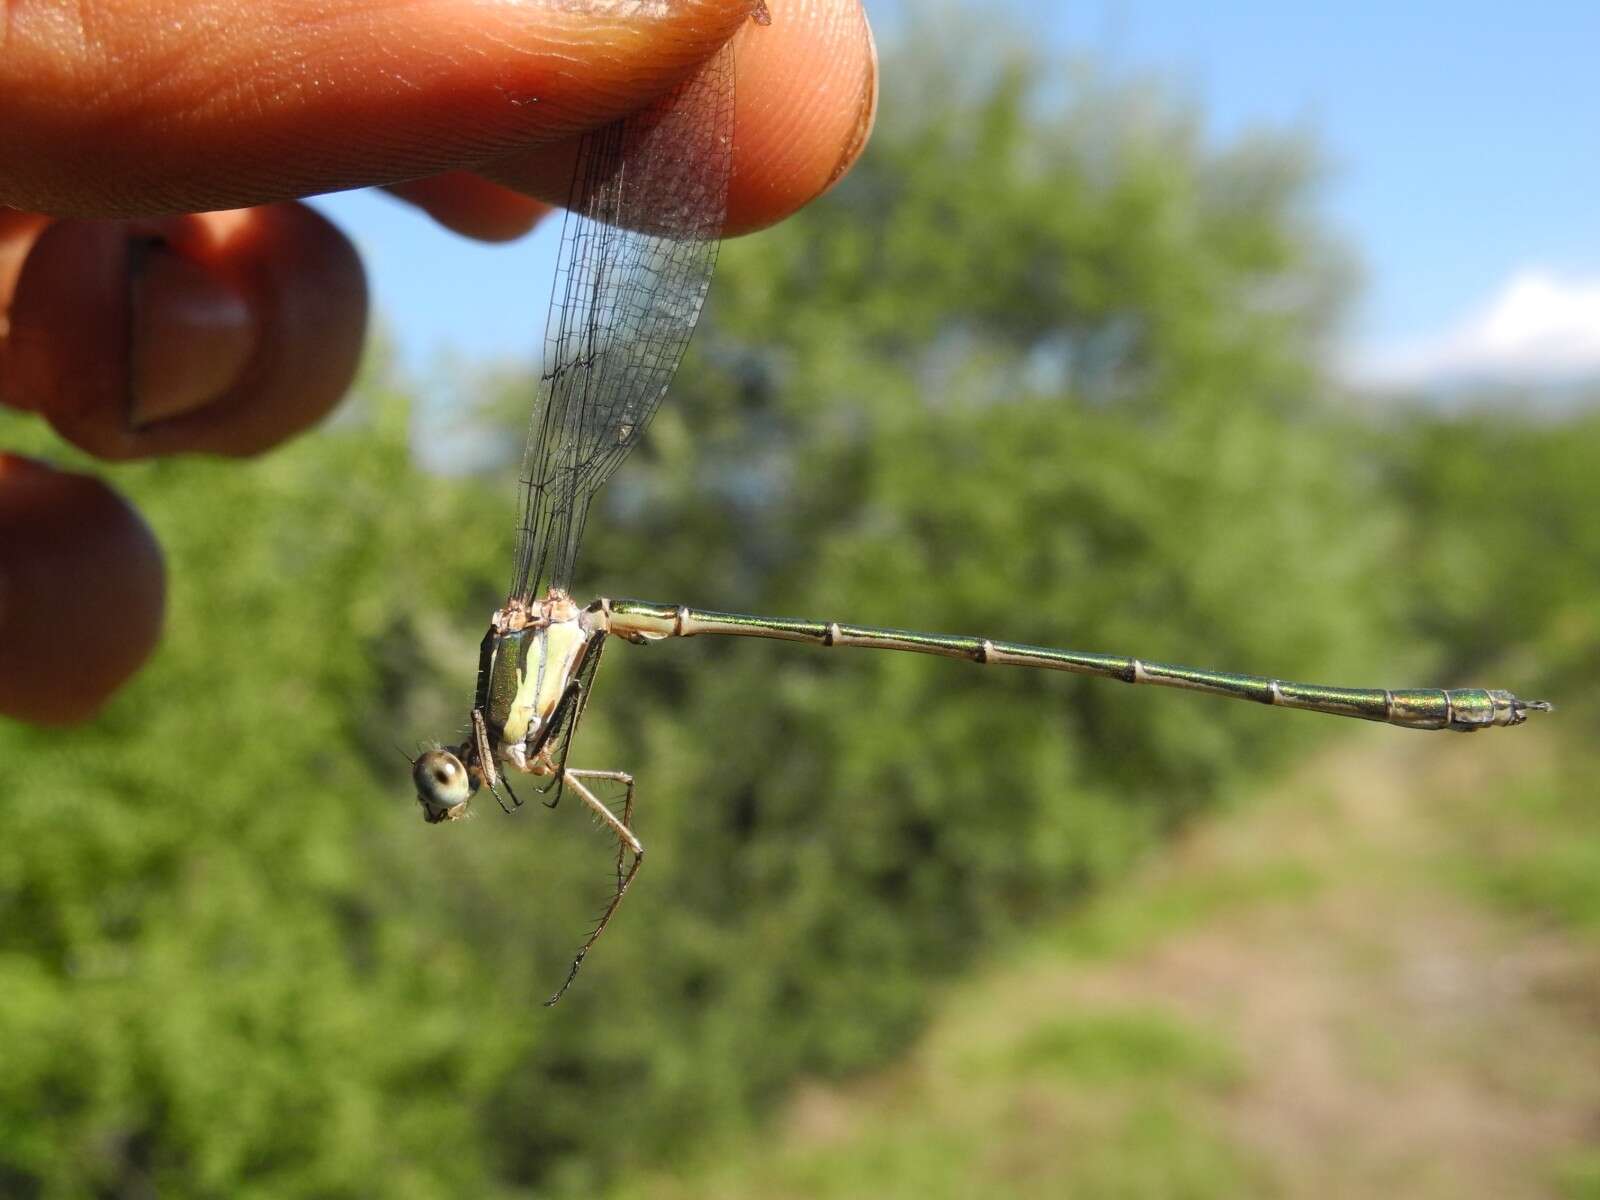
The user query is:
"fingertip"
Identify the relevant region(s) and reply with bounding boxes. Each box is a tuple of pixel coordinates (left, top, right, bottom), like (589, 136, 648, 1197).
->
(0, 456, 165, 726)
(5, 205, 366, 461)
(724, 0, 877, 234)
(184, 204, 368, 458)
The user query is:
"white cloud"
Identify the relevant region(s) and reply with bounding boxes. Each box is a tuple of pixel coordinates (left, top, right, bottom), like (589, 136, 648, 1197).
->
(1349, 269, 1600, 391)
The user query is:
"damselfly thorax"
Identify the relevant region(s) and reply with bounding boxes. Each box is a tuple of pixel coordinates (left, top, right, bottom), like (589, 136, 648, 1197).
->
(413, 590, 599, 821)
(481, 591, 589, 776)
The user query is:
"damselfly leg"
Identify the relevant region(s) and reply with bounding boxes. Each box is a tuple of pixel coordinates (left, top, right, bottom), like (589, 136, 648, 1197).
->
(471, 708, 523, 814)
(545, 768, 643, 1007)
(532, 633, 639, 1003)
(531, 630, 610, 812)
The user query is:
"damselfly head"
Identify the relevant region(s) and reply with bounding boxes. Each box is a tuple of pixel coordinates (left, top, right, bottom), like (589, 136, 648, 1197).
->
(414, 747, 474, 823)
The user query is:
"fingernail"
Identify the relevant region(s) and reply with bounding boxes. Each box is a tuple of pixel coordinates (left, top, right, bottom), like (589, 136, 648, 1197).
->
(833, 15, 879, 189)
(128, 241, 256, 428)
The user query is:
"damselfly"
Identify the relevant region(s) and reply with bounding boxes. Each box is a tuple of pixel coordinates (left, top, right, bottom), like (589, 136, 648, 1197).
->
(411, 3, 1548, 1005)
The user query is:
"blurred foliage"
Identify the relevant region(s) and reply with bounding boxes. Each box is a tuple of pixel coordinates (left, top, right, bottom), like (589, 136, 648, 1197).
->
(1383, 406, 1600, 702)
(1, 24, 1588, 1199)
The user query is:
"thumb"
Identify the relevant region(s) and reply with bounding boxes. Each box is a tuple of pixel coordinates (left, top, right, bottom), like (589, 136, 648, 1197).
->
(0, 0, 758, 218)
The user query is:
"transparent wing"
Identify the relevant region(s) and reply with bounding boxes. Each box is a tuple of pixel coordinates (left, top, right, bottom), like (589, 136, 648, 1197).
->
(509, 45, 735, 602)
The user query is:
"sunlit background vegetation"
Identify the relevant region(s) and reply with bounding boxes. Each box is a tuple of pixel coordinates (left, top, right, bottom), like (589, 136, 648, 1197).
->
(3, 13, 1598, 1199)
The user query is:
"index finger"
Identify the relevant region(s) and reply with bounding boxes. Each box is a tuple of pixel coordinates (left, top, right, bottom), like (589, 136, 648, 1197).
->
(0, 0, 767, 217)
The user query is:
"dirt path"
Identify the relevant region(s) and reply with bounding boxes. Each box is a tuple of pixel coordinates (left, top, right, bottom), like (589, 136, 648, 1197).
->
(1039, 728, 1600, 1198)
(618, 725, 1600, 1199)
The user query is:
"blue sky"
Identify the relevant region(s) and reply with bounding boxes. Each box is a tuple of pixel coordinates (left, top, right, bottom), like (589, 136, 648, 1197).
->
(313, 0, 1600, 390)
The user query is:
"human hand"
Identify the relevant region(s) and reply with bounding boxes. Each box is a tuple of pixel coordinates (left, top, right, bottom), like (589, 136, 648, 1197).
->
(0, 0, 877, 724)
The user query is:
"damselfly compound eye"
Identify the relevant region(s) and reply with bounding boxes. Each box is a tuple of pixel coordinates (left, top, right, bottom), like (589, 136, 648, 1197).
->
(414, 749, 472, 823)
